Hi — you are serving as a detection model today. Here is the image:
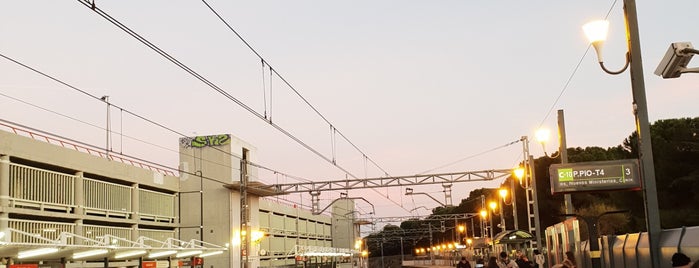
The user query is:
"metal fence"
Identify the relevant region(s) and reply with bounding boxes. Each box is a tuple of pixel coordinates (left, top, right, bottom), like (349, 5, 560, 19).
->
(83, 177, 132, 217)
(139, 188, 176, 222)
(83, 224, 133, 246)
(9, 163, 75, 212)
(546, 222, 699, 268)
(8, 219, 75, 244)
(7, 162, 175, 221)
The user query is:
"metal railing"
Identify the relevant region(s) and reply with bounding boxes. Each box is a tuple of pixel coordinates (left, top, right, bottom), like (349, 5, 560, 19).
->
(9, 163, 75, 212)
(7, 162, 175, 221)
(139, 229, 176, 247)
(0, 119, 176, 176)
(83, 224, 132, 247)
(8, 219, 75, 244)
(83, 177, 132, 217)
(139, 188, 176, 222)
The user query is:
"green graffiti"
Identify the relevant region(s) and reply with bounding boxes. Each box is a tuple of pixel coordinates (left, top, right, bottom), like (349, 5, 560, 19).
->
(190, 134, 231, 148)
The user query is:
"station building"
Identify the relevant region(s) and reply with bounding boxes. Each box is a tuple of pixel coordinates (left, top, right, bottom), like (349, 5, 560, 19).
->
(0, 122, 360, 268)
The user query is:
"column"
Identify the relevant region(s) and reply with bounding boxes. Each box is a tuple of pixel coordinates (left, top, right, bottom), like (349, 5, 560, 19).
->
(0, 155, 9, 243)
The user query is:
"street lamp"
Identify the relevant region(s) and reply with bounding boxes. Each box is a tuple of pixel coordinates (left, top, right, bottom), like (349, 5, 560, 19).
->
(458, 225, 466, 244)
(489, 201, 505, 233)
(513, 168, 525, 185)
(480, 209, 488, 237)
(583, 1, 661, 267)
(480, 208, 493, 254)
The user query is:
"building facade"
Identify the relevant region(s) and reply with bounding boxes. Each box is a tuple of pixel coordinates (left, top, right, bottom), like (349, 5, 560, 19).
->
(0, 123, 353, 268)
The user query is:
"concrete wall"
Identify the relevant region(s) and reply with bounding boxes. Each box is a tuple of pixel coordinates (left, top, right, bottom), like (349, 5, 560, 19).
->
(0, 130, 179, 192)
(331, 199, 356, 250)
(178, 134, 260, 268)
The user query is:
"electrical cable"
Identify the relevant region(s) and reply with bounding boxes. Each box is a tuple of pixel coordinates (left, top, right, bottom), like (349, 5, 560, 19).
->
(198, 0, 410, 211)
(199, 0, 391, 177)
(0, 52, 315, 186)
(417, 138, 521, 175)
(75, 0, 360, 183)
(537, 0, 619, 127)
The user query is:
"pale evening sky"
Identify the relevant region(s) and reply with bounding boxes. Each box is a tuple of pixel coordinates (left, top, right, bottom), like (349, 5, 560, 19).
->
(1, 1, 698, 227)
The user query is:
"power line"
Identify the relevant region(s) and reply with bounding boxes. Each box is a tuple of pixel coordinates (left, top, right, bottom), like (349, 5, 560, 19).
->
(198, 0, 406, 212)
(75, 0, 362, 183)
(537, 0, 619, 127)
(0, 51, 314, 186)
(199, 0, 391, 177)
(417, 138, 521, 175)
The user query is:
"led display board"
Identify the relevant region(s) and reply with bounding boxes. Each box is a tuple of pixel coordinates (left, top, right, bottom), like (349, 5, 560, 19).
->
(549, 159, 641, 194)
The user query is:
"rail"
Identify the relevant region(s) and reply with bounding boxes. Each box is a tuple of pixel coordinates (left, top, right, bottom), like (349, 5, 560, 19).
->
(0, 119, 176, 176)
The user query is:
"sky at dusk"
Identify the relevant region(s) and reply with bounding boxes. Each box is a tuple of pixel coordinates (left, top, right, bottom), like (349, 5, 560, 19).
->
(1, 1, 698, 229)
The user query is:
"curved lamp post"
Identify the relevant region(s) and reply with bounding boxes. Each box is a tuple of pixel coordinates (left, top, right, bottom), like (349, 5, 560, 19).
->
(582, 1, 660, 267)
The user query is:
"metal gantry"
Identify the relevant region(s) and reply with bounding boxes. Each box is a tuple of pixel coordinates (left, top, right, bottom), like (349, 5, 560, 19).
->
(227, 169, 513, 214)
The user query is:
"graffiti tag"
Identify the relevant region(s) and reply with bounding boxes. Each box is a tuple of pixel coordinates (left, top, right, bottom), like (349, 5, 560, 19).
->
(180, 134, 231, 148)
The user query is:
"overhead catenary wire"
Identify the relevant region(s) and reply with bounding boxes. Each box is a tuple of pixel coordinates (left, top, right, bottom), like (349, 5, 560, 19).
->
(199, 0, 391, 177)
(420, 1, 622, 176)
(417, 138, 521, 175)
(537, 0, 619, 127)
(198, 0, 407, 212)
(0, 51, 314, 185)
(74, 0, 360, 182)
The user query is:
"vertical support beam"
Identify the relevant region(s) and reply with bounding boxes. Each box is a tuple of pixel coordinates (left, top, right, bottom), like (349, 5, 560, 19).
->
(240, 152, 250, 268)
(0, 155, 9, 242)
(310, 191, 321, 214)
(558, 110, 573, 216)
(480, 195, 486, 238)
(74, 171, 85, 245)
(131, 183, 140, 241)
(529, 155, 542, 252)
(132, 183, 140, 220)
(510, 168, 519, 231)
(624, 1, 661, 267)
(75, 171, 84, 215)
(0, 155, 9, 208)
(443, 184, 453, 207)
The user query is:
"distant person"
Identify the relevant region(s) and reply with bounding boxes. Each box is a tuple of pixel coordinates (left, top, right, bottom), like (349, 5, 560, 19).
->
(533, 249, 545, 268)
(691, 259, 699, 268)
(458, 256, 472, 268)
(553, 251, 576, 268)
(498, 251, 519, 268)
(514, 250, 534, 268)
(487, 256, 500, 268)
(475, 258, 485, 268)
(672, 252, 692, 268)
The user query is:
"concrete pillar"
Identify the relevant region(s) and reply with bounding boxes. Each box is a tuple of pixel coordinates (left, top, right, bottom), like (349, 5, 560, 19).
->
(132, 183, 139, 220)
(75, 219, 84, 245)
(75, 171, 84, 215)
(132, 224, 139, 242)
(132, 183, 140, 241)
(0, 155, 10, 243)
(0, 155, 10, 208)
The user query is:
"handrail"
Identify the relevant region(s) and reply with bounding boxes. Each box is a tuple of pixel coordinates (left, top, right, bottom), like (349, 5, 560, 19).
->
(0, 119, 176, 176)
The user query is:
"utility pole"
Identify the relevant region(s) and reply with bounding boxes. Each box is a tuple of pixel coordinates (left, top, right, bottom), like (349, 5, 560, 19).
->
(559, 110, 574, 216)
(240, 153, 250, 268)
(624, 1, 661, 267)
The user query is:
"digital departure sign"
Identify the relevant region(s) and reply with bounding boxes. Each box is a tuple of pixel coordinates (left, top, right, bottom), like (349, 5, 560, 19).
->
(549, 159, 641, 194)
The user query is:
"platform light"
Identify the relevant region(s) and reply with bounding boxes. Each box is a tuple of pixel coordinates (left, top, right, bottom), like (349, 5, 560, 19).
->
(114, 250, 147, 259)
(73, 249, 109, 259)
(18, 248, 59, 259)
(176, 250, 202, 258)
(148, 250, 177, 259)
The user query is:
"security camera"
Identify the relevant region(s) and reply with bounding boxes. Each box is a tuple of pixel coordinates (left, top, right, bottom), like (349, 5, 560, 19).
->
(654, 42, 698, 79)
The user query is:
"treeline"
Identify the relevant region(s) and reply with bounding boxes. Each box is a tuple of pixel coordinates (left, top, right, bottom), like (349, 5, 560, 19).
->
(365, 117, 699, 257)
